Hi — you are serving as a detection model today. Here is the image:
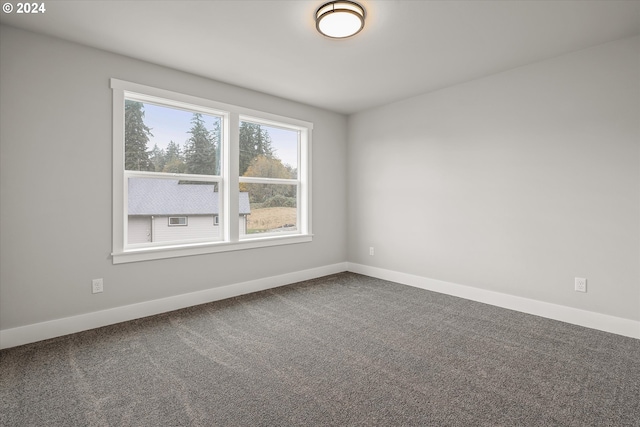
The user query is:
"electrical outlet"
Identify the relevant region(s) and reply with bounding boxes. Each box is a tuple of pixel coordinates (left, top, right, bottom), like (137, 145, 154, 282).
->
(92, 278, 103, 294)
(574, 277, 587, 293)
(369, 247, 374, 256)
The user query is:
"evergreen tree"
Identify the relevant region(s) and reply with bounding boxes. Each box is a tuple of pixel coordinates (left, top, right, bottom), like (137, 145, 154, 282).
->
(165, 141, 182, 162)
(239, 122, 274, 176)
(124, 100, 153, 171)
(149, 144, 166, 172)
(184, 113, 218, 175)
(210, 119, 221, 175)
(162, 141, 186, 173)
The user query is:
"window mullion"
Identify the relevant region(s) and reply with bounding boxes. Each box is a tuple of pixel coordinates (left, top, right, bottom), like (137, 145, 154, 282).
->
(227, 112, 240, 242)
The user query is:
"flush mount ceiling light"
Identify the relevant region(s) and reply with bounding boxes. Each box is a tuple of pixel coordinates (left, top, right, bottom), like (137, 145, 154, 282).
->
(316, 1, 366, 39)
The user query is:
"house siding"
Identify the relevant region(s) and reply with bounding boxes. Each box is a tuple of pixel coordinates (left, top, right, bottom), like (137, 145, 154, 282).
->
(153, 215, 219, 243)
(128, 215, 247, 244)
(128, 216, 151, 244)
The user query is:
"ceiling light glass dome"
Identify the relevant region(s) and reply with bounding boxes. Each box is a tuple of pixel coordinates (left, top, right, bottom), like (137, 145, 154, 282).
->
(316, 1, 365, 39)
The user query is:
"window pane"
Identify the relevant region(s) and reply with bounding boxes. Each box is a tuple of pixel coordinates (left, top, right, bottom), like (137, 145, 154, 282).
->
(127, 177, 220, 244)
(240, 183, 297, 236)
(125, 100, 222, 175)
(168, 217, 187, 226)
(239, 121, 298, 179)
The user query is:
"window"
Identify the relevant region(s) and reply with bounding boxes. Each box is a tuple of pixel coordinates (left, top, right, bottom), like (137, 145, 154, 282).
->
(111, 79, 312, 263)
(168, 217, 187, 226)
(239, 119, 300, 237)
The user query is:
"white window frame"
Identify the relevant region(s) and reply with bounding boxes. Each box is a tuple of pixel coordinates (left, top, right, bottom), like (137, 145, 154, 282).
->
(168, 217, 188, 226)
(239, 116, 305, 239)
(111, 79, 312, 264)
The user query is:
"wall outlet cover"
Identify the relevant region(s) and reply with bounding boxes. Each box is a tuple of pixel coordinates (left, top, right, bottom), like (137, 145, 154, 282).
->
(574, 277, 587, 293)
(92, 278, 104, 294)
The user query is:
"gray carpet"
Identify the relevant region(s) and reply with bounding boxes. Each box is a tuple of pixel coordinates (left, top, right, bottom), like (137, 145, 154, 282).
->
(1, 272, 639, 426)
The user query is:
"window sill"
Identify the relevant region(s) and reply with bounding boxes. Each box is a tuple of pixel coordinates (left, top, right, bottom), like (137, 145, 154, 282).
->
(112, 234, 313, 264)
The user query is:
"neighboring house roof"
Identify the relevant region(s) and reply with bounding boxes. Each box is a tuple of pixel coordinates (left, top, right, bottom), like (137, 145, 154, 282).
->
(128, 178, 250, 215)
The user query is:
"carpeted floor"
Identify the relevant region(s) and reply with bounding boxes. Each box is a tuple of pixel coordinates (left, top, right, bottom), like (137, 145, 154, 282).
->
(1, 272, 639, 426)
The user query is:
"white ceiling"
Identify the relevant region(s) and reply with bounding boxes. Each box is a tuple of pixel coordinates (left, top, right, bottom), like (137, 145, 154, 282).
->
(2, 0, 639, 114)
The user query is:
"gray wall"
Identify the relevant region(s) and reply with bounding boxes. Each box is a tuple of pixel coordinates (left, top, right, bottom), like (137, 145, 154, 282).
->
(348, 36, 640, 321)
(2, 24, 638, 333)
(0, 25, 348, 329)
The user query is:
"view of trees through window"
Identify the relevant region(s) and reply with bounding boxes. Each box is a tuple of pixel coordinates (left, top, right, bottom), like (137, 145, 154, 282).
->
(124, 100, 299, 236)
(125, 100, 221, 175)
(239, 120, 298, 235)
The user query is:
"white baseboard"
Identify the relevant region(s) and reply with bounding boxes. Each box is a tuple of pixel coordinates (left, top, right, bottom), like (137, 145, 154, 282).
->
(0, 262, 348, 350)
(347, 262, 640, 339)
(3, 261, 637, 349)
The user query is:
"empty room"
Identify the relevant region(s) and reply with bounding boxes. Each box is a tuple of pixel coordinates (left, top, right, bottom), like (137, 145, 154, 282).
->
(1, 1, 638, 425)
